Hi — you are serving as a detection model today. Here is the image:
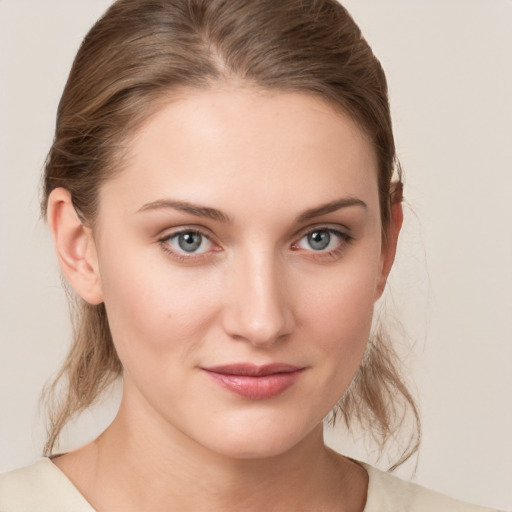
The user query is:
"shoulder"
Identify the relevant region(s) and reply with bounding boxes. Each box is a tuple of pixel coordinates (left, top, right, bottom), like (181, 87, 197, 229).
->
(363, 463, 501, 512)
(0, 458, 94, 512)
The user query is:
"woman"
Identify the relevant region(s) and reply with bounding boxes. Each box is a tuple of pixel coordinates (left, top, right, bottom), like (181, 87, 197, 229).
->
(0, 0, 504, 510)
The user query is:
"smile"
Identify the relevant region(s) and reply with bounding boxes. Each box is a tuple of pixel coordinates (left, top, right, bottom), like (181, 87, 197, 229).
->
(202, 363, 305, 400)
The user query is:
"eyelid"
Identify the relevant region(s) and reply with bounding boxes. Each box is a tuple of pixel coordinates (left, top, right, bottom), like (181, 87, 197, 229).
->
(293, 223, 352, 243)
(157, 226, 221, 262)
(156, 223, 353, 263)
(291, 225, 354, 257)
(157, 224, 218, 244)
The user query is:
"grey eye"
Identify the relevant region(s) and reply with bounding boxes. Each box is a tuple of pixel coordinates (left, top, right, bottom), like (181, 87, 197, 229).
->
(177, 232, 203, 252)
(161, 229, 215, 258)
(295, 228, 349, 253)
(307, 230, 331, 251)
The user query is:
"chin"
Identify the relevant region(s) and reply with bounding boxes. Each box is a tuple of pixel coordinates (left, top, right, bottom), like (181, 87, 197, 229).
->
(196, 417, 320, 461)
(210, 437, 299, 460)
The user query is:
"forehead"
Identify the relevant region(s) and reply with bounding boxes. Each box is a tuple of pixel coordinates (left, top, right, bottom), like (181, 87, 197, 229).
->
(99, 87, 379, 219)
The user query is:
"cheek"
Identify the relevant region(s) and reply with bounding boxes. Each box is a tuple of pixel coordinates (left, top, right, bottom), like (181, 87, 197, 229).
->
(299, 251, 381, 388)
(97, 247, 222, 378)
(303, 251, 379, 335)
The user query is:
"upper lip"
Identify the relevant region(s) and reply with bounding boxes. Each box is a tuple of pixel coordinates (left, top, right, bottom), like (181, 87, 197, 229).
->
(202, 363, 303, 377)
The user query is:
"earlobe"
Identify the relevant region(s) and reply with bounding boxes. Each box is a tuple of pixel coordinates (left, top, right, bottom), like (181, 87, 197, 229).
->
(375, 197, 404, 300)
(47, 188, 104, 305)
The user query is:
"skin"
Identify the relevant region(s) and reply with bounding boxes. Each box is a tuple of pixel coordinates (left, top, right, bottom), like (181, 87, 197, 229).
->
(47, 86, 402, 512)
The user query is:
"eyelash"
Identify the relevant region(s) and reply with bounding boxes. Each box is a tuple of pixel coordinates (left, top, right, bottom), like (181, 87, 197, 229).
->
(158, 226, 353, 263)
(158, 229, 218, 263)
(291, 227, 353, 260)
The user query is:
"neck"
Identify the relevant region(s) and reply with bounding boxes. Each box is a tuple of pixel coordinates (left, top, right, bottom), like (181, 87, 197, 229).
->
(55, 388, 367, 512)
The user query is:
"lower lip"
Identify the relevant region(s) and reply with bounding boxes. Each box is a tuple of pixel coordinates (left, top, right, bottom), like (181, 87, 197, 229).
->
(203, 370, 304, 400)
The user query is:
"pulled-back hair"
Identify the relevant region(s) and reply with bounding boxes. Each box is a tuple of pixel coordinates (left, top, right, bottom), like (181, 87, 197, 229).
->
(42, 0, 420, 465)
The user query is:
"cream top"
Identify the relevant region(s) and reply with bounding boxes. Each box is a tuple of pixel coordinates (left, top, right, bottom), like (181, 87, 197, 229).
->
(0, 458, 500, 511)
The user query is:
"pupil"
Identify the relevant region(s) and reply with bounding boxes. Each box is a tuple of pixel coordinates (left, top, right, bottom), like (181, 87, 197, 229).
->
(308, 230, 330, 250)
(179, 232, 201, 252)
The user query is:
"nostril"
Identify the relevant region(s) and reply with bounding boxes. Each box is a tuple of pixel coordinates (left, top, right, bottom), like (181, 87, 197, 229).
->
(221, 302, 295, 347)
(221, 256, 296, 345)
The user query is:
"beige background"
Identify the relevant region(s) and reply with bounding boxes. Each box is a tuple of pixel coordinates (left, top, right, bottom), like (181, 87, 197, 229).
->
(0, 0, 511, 509)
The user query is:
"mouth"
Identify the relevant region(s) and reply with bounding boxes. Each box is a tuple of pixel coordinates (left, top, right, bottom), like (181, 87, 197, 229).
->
(202, 363, 305, 400)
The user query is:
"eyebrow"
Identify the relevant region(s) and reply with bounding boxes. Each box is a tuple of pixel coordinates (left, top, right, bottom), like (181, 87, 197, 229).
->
(296, 197, 367, 222)
(137, 199, 231, 223)
(137, 196, 367, 223)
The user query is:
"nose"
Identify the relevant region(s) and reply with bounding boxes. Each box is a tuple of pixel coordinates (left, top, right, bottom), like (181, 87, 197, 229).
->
(221, 249, 295, 347)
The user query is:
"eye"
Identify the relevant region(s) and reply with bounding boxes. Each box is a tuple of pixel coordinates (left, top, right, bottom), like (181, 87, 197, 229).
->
(164, 230, 213, 254)
(295, 228, 350, 252)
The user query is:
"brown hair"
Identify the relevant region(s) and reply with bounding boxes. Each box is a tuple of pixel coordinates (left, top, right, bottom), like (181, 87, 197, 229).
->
(42, 0, 420, 465)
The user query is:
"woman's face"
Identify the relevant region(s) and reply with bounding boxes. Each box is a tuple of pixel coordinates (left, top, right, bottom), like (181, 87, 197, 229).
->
(91, 87, 393, 458)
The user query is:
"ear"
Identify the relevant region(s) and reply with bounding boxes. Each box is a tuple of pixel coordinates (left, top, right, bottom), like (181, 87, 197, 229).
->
(47, 188, 104, 305)
(375, 193, 403, 300)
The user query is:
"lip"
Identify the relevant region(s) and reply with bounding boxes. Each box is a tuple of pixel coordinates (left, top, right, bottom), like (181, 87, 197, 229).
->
(202, 363, 305, 400)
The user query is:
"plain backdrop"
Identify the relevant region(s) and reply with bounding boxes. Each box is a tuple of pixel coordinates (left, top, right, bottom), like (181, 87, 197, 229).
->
(0, 0, 511, 509)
